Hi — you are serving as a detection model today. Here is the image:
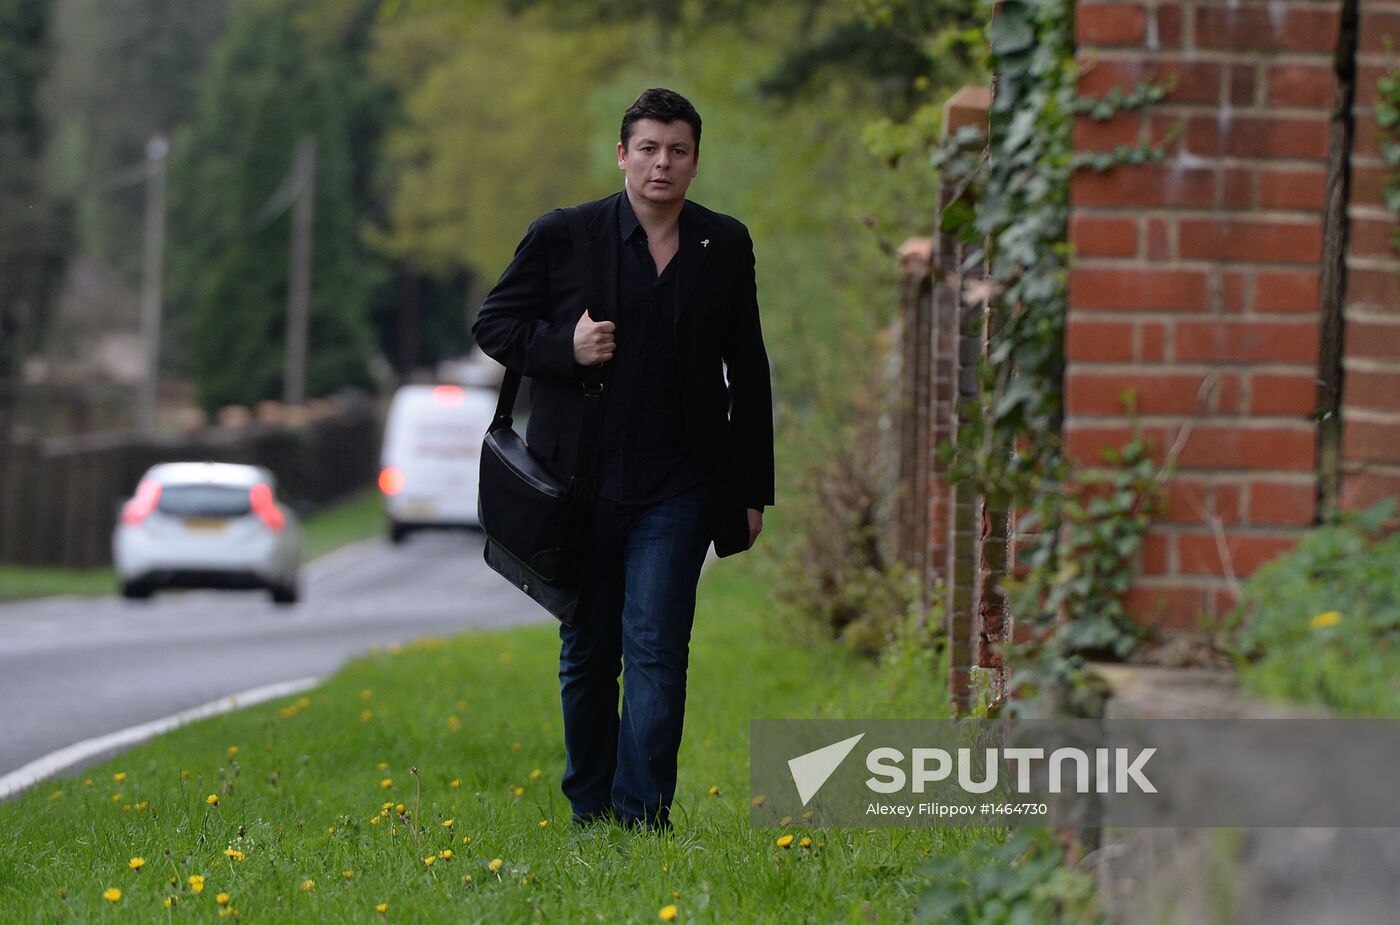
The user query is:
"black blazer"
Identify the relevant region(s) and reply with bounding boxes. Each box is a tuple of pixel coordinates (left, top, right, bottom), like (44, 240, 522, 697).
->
(472, 191, 774, 558)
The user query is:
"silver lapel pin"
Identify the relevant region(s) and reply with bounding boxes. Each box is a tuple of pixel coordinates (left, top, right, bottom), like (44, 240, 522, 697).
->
(701, 239, 710, 248)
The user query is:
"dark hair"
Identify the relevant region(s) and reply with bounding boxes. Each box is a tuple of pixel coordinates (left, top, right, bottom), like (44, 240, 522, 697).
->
(620, 88, 702, 152)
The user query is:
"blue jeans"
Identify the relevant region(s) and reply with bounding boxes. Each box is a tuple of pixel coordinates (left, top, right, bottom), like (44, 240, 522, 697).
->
(558, 487, 711, 830)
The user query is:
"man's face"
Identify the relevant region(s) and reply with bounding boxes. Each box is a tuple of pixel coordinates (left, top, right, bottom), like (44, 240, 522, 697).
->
(617, 118, 699, 207)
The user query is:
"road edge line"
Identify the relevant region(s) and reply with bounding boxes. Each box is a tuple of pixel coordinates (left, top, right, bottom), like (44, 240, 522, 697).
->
(0, 676, 322, 801)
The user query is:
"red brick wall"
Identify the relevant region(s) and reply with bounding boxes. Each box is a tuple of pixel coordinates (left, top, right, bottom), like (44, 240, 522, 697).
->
(1068, 0, 1345, 628)
(1342, 2, 1400, 509)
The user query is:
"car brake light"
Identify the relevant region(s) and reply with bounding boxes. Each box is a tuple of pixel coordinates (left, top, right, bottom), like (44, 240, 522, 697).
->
(122, 479, 163, 525)
(432, 385, 464, 407)
(379, 467, 404, 496)
(249, 483, 286, 532)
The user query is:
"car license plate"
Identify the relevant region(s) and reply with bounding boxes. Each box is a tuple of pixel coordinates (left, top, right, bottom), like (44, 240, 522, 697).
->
(403, 500, 436, 518)
(184, 517, 228, 531)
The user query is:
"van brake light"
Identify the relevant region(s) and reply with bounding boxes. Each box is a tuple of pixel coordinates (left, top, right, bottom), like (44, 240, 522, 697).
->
(379, 467, 405, 496)
(431, 385, 464, 407)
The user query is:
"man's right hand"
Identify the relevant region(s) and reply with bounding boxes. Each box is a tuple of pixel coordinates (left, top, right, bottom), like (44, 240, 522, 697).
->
(573, 311, 616, 366)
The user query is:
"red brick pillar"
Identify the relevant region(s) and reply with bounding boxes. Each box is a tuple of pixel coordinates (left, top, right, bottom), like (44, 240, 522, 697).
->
(1341, 4, 1400, 509)
(1067, 0, 1342, 627)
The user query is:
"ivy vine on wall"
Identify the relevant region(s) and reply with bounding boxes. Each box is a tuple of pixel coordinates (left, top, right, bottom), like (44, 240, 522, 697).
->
(931, 0, 1171, 715)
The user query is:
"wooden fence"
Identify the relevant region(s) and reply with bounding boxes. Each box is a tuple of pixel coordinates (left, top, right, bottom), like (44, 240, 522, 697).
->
(0, 396, 380, 569)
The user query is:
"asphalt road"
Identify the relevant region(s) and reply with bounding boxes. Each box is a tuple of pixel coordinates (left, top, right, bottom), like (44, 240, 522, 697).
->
(0, 530, 553, 785)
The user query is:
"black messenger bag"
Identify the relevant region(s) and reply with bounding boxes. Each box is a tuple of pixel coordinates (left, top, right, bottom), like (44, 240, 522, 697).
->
(478, 206, 605, 624)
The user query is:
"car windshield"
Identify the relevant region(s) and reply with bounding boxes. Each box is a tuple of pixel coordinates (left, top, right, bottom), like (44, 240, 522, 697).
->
(156, 484, 253, 518)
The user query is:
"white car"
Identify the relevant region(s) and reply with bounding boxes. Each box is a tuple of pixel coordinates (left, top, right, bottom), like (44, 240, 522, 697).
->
(379, 383, 495, 543)
(112, 462, 303, 605)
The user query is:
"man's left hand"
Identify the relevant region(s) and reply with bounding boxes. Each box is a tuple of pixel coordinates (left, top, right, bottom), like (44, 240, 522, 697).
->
(746, 508, 763, 549)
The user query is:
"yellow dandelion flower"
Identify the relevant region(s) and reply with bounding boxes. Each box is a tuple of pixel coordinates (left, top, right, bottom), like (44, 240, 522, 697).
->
(380, 778, 393, 789)
(674, 890, 682, 899)
(56, 887, 65, 898)
(446, 716, 461, 732)
(456, 699, 468, 711)
(511, 742, 522, 751)
(223, 849, 245, 862)
(128, 857, 145, 871)
(538, 819, 549, 829)
(360, 710, 374, 722)
(376, 902, 389, 914)
(111, 793, 123, 802)
(395, 803, 406, 814)
(801, 810, 814, 821)
(776, 834, 795, 848)
(450, 778, 461, 789)
(361, 689, 373, 700)
(188, 875, 205, 893)
(800, 836, 812, 848)
(163, 896, 177, 908)
(49, 790, 63, 801)
(216, 892, 231, 906)
(369, 816, 382, 826)
(462, 835, 472, 845)
(511, 786, 524, 798)
(226, 746, 239, 758)
(462, 874, 473, 884)
(423, 855, 436, 866)
(84, 778, 93, 787)
(530, 769, 543, 780)
(750, 794, 766, 807)
(1312, 610, 1343, 629)
(343, 870, 354, 880)
(442, 818, 455, 829)
(180, 770, 190, 780)
(328, 826, 336, 834)
(659, 904, 679, 921)
(135, 802, 148, 811)
(206, 793, 220, 806)
(488, 858, 503, 873)
(439, 849, 454, 860)
(102, 888, 122, 903)
(113, 772, 127, 783)
(779, 815, 792, 826)
(390, 827, 398, 838)
(707, 785, 719, 796)
(299, 879, 315, 892)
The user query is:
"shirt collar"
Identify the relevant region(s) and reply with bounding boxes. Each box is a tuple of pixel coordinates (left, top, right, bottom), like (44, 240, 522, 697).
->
(619, 190, 641, 242)
(619, 189, 687, 242)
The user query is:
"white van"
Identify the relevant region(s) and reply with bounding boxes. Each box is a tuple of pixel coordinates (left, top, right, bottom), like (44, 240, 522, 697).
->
(379, 384, 496, 543)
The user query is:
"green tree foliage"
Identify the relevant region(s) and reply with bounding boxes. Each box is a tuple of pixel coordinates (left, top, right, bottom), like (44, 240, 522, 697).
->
(165, 0, 382, 413)
(41, 0, 230, 282)
(370, 4, 636, 283)
(0, 0, 68, 378)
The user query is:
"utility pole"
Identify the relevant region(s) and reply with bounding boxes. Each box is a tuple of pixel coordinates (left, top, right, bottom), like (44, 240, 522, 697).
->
(136, 135, 168, 434)
(283, 136, 316, 406)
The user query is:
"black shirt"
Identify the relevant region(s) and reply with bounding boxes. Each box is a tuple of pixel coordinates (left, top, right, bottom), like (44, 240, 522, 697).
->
(595, 194, 702, 504)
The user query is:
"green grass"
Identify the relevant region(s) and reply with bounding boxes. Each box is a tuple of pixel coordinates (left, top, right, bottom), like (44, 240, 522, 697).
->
(0, 546, 986, 923)
(0, 565, 116, 603)
(1231, 499, 1400, 717)
(301, 489, 388, 561)
(0, 488, 387, 604)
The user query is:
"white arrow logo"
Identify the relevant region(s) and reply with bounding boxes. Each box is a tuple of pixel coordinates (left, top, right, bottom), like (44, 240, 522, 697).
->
(788, 733, 865, 806)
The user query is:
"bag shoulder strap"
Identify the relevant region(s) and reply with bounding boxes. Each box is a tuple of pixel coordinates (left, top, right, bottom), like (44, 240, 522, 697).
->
(490, 206, 608, 494)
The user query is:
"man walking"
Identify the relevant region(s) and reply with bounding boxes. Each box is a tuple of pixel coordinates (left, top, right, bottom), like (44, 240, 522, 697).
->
(472, 88, 774, 831)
